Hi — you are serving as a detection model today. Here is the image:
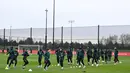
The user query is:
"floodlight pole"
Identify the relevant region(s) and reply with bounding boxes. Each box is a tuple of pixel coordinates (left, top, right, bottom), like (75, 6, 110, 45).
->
(45, 9, 48, 50)
(52, 0, 55, 50)
(68, 20, 74, 48)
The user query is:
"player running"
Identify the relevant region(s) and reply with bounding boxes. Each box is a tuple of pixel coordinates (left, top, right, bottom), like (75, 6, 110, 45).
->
(105, 49, 108, 64)
(29, 48, 32, 55)
(37, 49, 44, 68)
(92, 48, 98, 67)
(101, 49, 105, 63)
(97, 49, 101, 62)
(55, 48, 60, 66)
(22, 49, 29, 69)
(76, 48, 79, 65)
(5, 48, 11, 69)
(86, 47, 92, 65)
(59, 48, 65, 69)
(66, 47, 73, 65)
(7, 48, 9, 54)
(108, 49, 112, 62)
(5, 47, 15, 69)
(44, 49, 51, 71)
(114, 47, 119, 65)
(78, 47, 86, 68)
(13, 48, 19, 68)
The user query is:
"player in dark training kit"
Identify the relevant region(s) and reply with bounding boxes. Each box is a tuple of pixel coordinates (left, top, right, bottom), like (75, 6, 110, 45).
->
(97, 49, 101, 62)
(55, 48, 60, 66)
(37, 49, 44, 68)
(92, 48, 98, 67)
(78, 47, 86, 68)
(67, 48, 73, 64)
(6, 48, 11, 69)
(105, 49, 108, 64)
(7, 48, 9, 54)
(5, 47, 15, 69)
(59, 48, 65, 69)
(101, 49, 105, 63)
(108, 49, 112, 62)
(6, 47, 13, 67)
(29, 48, 32, 55)
(114, 47, 120, 65)
(13, 48, 19, 68)
(22, 49, 29, 69)
(76, 48, 79, 65)
(44, 49, 51, 71)
(87, 47, 92, 65)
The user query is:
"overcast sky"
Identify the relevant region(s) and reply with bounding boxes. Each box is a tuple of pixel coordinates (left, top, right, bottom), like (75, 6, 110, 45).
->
(0, 0, 130, 29)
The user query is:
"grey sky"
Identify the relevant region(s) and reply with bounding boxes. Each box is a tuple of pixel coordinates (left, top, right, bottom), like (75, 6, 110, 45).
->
(0, 0, 130, 29)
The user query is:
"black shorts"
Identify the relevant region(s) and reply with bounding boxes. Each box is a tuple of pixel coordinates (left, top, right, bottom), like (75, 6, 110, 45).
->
(23, 57, 27, 61)
(8, 56, 11, 60)
(114, 56, 118, 59)
(67, 56, 72, 58)
(44, 60, 50, 63)
(13, 57, 17, 60)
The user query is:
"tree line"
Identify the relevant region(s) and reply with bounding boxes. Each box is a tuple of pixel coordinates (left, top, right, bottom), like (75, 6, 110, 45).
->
(0, 34, 130, 50)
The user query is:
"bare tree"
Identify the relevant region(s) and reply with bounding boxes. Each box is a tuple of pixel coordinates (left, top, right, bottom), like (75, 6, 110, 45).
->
(120, 34, 130, 46)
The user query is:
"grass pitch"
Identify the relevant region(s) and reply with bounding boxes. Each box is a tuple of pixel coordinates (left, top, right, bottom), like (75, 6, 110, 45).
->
(0, 53, 130, 73)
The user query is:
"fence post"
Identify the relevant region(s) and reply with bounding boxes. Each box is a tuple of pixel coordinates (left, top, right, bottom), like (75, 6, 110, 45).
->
(30, 27, 32, 39)
(61, 26, 63, 48)
(98, 25, 100, 49)
(30, 27, 33, 45)
(3, 28, 5, 53)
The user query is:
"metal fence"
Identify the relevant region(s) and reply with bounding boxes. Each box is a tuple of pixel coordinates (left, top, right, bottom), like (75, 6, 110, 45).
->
(0, 25, 130, 44)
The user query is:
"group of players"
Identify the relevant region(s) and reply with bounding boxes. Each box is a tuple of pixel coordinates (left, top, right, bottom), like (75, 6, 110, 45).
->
(5, 47, 29, 70)
(5, 46, 119, 70)
(87, 47, 113, 66)
(5, 47, 51, 70)
(55, 47, 119, 69)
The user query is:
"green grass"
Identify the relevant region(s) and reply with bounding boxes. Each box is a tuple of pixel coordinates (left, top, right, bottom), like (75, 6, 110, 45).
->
(0, 54, 130, 73)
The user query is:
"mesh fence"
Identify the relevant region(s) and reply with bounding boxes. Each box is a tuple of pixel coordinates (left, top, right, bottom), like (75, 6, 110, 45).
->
(0, 25, 130, 44)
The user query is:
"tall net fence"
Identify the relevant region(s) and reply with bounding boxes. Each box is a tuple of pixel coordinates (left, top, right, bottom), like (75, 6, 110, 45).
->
(0, 25, 130, 50)
(0, 27, 98, 43)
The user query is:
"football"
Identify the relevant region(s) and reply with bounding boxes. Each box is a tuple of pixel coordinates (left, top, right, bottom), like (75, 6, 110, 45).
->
(28, 69, 32, 72)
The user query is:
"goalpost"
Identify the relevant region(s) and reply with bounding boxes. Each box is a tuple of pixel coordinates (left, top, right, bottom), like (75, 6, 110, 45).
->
(18, 45, 41, 53)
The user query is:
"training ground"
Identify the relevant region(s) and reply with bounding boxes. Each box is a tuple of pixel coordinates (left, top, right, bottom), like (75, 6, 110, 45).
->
(0, 51, 130, 73)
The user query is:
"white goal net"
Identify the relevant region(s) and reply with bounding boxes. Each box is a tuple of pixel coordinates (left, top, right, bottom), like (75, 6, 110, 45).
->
(18, 45, 42, 53)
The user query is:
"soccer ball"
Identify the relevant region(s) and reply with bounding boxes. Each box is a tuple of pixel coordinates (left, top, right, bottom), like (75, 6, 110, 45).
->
(119, 61, 122, 63)
(28, 69, 32, 72)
